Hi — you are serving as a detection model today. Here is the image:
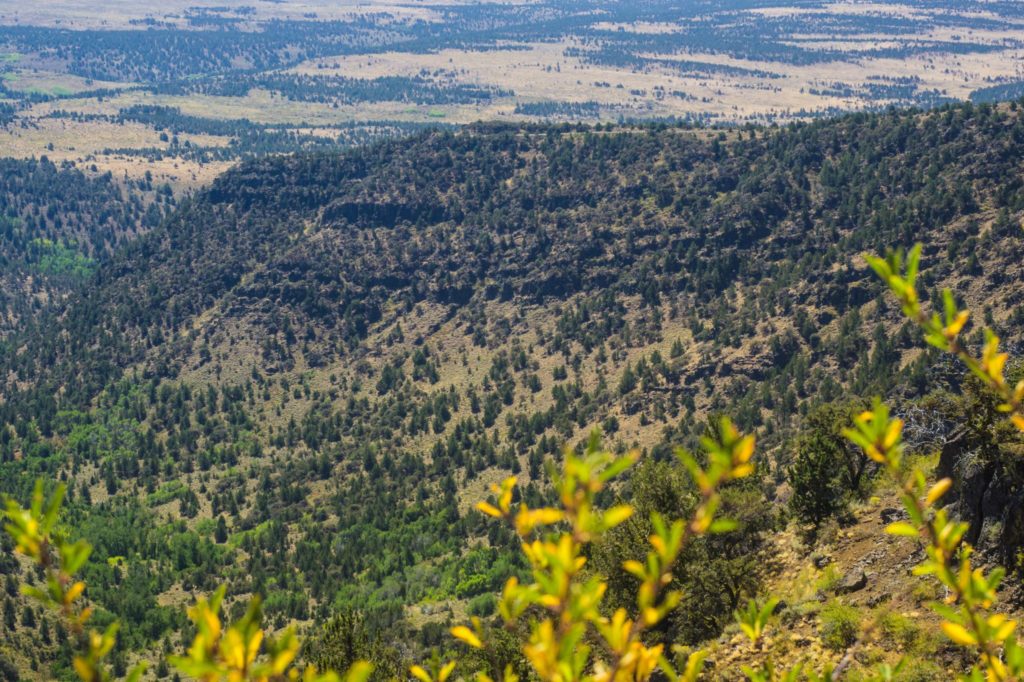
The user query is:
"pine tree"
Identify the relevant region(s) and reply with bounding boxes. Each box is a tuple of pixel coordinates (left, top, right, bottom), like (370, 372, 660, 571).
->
(788, 403, 864, 525)
(618, 363, 637, 395)
(214, 515, 228, 544)
(2, 597, 15, 631)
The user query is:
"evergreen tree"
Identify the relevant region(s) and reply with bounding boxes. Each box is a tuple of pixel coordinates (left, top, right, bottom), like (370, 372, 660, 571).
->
(2, 597, 15, 631)
(788, 402, 868, 525)
(214, 515, 228, 544)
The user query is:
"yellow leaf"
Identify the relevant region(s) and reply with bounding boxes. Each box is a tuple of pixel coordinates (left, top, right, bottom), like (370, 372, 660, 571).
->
(451, 626, 483, 649)
(883, 418, 903, 450)
(271, 640, 298, 674)
(603, 505, 633, 528)
(222, 628, 248, 669)
(864, 445, 886, 464)
(498, 477, 516, 511)
(649, 535, 666, 554)
(885, 522, 919, 538)
(73, 657, 95, 682)
(410, 666, 433, 682)
(940, 621, 977, 646)
(691, 513, 711, 534)
(65, 581, 86, 604)
(1012, 414, 1024, 433)
(530, 508, 564, 525)
(734, 435, 756, 464)
(344, 661, 374, 682)
(476, 502, 503, 518)
(925, 479, 952, 507)
(994, 619, 1017, 642)
(731, 464, 754, 479)
(989, 353, 1008, 383)
(682, 650, 707, 682)
(622, 560, 646, 578)
(945, 310, 969, 337)
(539, 594, 561, 609)
(438, 661, 457, 682)
(986, 654, 1008, 680)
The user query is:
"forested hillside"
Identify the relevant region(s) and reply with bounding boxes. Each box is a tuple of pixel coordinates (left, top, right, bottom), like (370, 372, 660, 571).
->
(2, 101, 1024, 679)
(0, 158, 176, 337)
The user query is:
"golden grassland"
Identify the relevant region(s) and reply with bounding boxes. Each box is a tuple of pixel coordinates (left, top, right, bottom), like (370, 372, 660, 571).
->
(0, 0, 450, 30)
(0, 113, 232, 191)
(1, 0, 1023, 195)
(291, 35, 1024, 123)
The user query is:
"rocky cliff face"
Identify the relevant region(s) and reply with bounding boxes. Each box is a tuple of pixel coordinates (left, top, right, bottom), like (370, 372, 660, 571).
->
(939, 427, 1024, 580)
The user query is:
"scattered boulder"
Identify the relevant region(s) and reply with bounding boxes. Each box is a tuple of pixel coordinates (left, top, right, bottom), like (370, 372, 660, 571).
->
(834, 569, 868, 595)
(722, 354, 772, 380)
(866, 593, 888, 608)
(880, 507, 907, 524)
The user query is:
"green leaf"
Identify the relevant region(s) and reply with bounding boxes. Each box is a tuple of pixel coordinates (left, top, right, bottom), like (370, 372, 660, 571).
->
(863, 253, 891, 281)
(681, 650, 707, 682)
(125, 662, 148, 682)
(708, 518, 738, 534)
(42, 483, 65, 535)
(927, 601, 962, 623)
(599, 455, 635, 483)
(758, 597, 780, 622)
(907, 243, 921, 285)
(63, 540, 92, 575)
(657, 654, 679, 682)
(19, 584, 50, 604)
(674, 447, 701, 480)
(1004, 636, 1024, 670)
(30, 480, 44, 518)
(900, 494, 924, 525)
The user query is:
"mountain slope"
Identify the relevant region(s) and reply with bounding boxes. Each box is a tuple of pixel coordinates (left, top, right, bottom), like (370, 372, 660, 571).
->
(0, 157, 175, 337)
(2, 102, 1024, 678)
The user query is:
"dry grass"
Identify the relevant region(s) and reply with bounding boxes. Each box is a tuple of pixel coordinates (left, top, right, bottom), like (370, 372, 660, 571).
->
(0, 70, 127, 97)
(288, 30, 1024, 124)
(0, 0, 448, 30)
(2, 0, 1023, 155)
(0, 114, 233, 190)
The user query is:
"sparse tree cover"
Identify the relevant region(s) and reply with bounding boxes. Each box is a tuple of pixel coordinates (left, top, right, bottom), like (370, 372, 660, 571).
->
(1, 1, 1018, 118)
(5, 262, 1024, 678)
(3, 100, 1024, 679)
(45, 107, 449, 165)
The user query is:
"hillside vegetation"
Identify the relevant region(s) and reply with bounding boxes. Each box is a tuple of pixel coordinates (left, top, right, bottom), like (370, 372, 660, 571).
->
(2, 101, 1024, 679)
(0, 158, 176, 336)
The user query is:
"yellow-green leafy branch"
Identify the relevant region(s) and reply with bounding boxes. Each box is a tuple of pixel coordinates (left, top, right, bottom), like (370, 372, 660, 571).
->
(864, 244, 1024, 432)
(443, 421, 756, 682)
(855, 244, 1024, 680)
